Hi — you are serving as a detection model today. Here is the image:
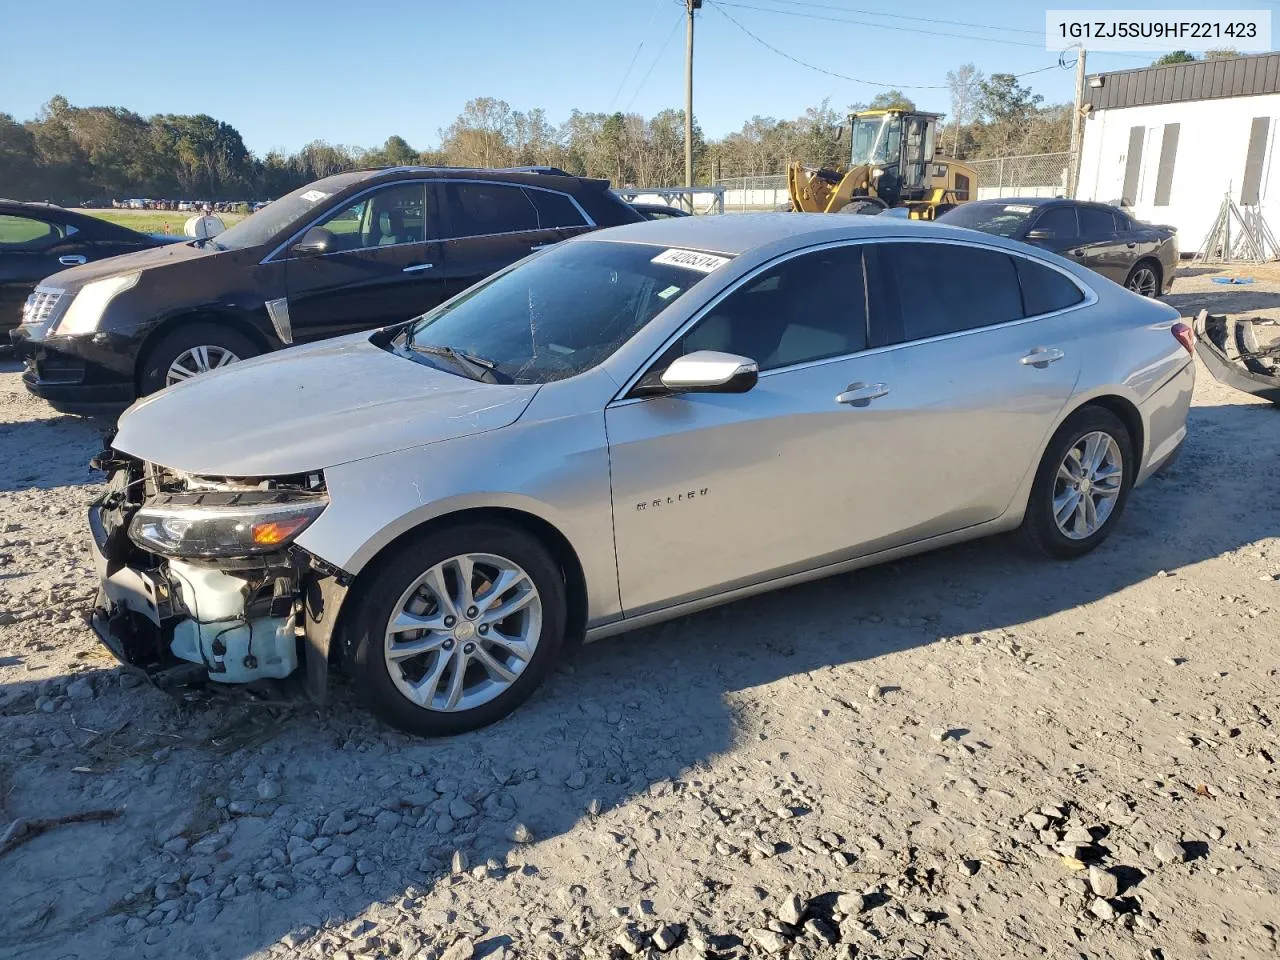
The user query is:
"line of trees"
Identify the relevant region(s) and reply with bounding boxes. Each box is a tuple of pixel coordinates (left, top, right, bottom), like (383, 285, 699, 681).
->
(0, 71, 1070, 204)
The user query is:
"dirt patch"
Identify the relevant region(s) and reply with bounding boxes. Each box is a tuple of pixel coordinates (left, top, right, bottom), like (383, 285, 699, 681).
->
(1, 268, 1278, 960)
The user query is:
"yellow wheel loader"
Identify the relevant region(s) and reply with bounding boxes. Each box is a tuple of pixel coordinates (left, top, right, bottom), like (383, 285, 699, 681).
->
(786, 110, 978, 219)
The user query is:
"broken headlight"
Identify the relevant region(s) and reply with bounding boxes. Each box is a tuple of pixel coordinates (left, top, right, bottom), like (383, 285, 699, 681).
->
(128, 495, 327, 559)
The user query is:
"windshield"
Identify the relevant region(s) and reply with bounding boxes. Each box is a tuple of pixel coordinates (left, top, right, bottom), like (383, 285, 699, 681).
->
(210, 174, 365, 251)
(938, 202, 1036, 237)
(403, 240, 729, 384)
(849, 115, 898, 167)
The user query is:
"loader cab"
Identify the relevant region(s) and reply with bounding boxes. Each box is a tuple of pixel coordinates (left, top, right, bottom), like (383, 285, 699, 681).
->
(847, 110, 941, 208)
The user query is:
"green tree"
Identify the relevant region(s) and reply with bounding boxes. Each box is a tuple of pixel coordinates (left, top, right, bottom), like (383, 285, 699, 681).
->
(1153, 51, 1197, 65)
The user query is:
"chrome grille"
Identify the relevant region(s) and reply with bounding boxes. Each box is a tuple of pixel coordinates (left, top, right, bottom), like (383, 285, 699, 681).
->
(22, 287, 64, 327)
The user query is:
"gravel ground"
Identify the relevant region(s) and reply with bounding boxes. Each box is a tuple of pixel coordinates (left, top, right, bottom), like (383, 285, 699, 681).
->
(1, 264, 1278, 960)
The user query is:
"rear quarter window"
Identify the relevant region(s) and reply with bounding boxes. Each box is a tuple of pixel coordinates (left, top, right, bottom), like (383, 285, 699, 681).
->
(1014, 257, 1086, 316)
(524, 189, 588, 228)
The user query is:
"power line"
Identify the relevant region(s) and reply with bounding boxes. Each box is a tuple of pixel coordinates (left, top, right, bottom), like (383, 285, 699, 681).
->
(748, 0, 1043, 36)
(607, 0, 669, 110)
(710, 2, 1068, 91)
(624, 12, 686, 111)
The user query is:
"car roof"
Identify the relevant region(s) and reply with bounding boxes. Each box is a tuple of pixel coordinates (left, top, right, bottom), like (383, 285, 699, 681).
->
(571, 212, 997, 256)
(965, 196, 1123, 213)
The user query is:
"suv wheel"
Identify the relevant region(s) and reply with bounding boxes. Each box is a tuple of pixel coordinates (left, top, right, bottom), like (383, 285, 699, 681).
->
(139, 322, 260, 395)
(1019, 407, 1135, 559)
(349, 523, 566, 736)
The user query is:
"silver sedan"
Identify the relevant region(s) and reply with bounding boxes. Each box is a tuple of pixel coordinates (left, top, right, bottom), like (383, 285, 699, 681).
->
(88, 214, 1195, 735)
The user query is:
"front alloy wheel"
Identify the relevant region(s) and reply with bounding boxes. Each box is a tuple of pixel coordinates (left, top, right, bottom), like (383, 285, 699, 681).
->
(350, 523, 566, 736)
(384, 553, 542, 713)
(166, 345, 240, 385)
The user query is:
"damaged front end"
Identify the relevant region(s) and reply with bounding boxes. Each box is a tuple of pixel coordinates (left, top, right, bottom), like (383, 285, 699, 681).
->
(87, 445, 349, 699)
(1194, 308, 1280, 404)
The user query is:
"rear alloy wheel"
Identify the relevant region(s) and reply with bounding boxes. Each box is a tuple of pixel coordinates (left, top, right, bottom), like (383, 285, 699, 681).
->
(1019, 407, 1134, 559)
(350, 524, 566, 735)
(1125, 261, 1160, 297)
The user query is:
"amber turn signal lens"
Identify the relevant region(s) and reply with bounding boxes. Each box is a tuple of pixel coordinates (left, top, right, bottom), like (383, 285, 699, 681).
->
(252, 516, 313, 545)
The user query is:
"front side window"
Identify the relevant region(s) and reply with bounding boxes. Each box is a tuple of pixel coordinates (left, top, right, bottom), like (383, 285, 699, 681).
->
(402, 240, 725, 384)
(1029, 206, 1079, 240)
(872, 242, 1022, 345)
(314, 183, 427, 251)
(668, 245, 867, 371)
(441, 182, 539, 238)
(214, 172, 367, 252)
(0, 215, 62, 250)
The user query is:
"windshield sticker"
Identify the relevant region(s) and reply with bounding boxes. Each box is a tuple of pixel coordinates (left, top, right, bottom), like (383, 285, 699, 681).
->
(657, 284, 682, 299)
(651, 248, 731, 273)
(1003, 204, 1035, 214)
(300, 190, 329, 203)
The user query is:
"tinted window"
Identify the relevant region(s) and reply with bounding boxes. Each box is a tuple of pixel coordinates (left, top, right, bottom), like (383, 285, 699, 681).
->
(1015, 257, 1085, 316)
(1078, 206, 1116, 239)
(0, 214, 62, 250)
(873, 242, 1022, 345)
(672, 245, 866, 371)
(1112, 211, 1132, 232)
(441, 182, 538, 238)
(1030, 206, 1078, 239)
(525, 189, 587, 228)
(315, 183, 427, 251)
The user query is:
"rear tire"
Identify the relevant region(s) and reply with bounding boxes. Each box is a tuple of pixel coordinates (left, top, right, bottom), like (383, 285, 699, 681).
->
(1124, 259, 1161, 298)
(1018, 407, 1135, 559)
(348, 523, 566, 736)
(138, 321, 259, 396)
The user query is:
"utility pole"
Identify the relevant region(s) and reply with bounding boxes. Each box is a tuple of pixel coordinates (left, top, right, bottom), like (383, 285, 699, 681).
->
(685, 0, 701, 189)
(1068, 46, 1087, 198)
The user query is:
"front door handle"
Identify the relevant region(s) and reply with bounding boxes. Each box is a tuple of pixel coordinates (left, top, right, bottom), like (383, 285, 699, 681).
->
(402, 263, 434, 273)
(836, 382, 889, 406)
(59, 255, 87, 266)
(1021, 347, 1065, 367)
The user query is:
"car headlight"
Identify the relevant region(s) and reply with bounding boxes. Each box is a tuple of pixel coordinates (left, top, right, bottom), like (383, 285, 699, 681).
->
(56, 273, 141, 336)
(128, 496, 327, 559)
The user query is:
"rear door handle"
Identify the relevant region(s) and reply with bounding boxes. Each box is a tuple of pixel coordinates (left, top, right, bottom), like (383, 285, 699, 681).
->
(1126, 241, 1137, 248)
(1021, 347, 1065, 367)
(59, 255, 87, 266)
(402, 263, 434, 273)
(836, 382, 889, 406)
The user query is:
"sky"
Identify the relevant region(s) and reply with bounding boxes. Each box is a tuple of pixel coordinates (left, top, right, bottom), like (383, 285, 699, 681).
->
(1, 0, 1271, 155)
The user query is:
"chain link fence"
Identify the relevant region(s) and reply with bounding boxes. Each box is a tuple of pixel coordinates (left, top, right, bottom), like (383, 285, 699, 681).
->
(966, 153, 1070, 200)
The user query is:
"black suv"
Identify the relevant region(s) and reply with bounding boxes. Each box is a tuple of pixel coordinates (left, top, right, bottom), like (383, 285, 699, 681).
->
(11, 167, 642, 411)
(1, 200, 181, 342)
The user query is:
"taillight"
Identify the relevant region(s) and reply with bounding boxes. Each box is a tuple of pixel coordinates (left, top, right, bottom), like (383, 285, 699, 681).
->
(1171, 321, 1195, 355)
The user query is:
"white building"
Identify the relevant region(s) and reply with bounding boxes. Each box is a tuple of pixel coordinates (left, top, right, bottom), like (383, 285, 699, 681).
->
(1075, 52, 1280, 253)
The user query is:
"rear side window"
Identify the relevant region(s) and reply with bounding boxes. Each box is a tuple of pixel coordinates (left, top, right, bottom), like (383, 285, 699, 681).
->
(440, 182, 538, 238)
(871, 242, 1022, 345)
(0, 214, 63, 250)
(1078, 206, 1116, 239)
(1015, 257, 1085, 316)
(524, 189, 587, 228)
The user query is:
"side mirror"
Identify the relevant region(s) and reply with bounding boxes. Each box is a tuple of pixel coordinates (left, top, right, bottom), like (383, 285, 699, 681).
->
(1025, 228, 1054, 241)
(658, 351, 758, 394)
(291, 226, 335, 257)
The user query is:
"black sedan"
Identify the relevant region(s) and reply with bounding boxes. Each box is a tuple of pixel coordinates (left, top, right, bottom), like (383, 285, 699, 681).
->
(938, 198, 1177, 297)
(1, 200, 180, 341)
(12, 167, 641, 412)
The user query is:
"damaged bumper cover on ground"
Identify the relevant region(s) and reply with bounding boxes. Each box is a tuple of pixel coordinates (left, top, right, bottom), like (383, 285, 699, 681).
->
(86, 448, 351, 700)
(1193, 308, 1280, 404)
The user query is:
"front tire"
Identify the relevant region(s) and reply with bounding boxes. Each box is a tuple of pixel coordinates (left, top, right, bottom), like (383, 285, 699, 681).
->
(138, 321, 260, 396)
(1019, 407, 1135, 559)
(348, 523, 566, 736)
